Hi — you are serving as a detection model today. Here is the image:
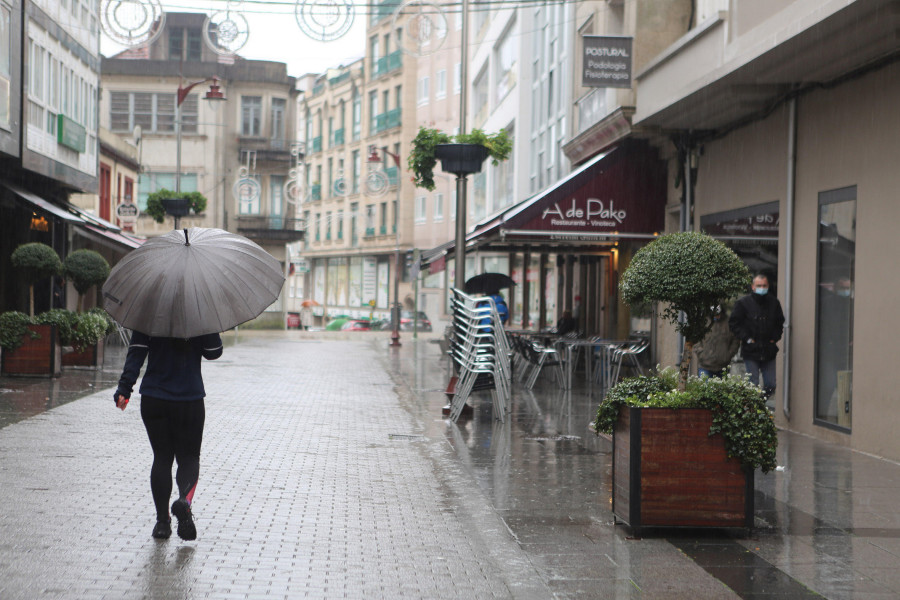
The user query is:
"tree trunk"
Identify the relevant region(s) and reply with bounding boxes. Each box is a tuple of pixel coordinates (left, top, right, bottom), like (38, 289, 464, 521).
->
(679, 340, 693, 391)
(29, 285, 34, 317)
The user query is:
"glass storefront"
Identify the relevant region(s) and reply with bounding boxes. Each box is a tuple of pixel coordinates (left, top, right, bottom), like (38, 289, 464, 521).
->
(814, 186, 856, 429)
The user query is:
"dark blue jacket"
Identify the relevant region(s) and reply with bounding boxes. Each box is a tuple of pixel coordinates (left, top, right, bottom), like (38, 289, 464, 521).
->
(116, 331, 223, 401)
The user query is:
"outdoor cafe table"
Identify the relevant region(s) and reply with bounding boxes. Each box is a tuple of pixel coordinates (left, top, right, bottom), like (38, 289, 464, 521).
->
(554, 338, 629, 390)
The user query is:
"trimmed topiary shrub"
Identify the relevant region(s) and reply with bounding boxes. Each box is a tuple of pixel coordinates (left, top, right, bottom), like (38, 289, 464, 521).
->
(11, 243, 61, 316)
(62, 249, 110, 312)
(620, 231, 750, 389)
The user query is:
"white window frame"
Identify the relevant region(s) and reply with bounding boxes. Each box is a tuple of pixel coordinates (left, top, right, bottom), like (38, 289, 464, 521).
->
(436, 69, 447, 99)
(415, 195, 427, 223)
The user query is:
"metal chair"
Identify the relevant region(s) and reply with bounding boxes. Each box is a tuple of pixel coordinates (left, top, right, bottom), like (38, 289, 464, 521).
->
(610, 340, 649, 385)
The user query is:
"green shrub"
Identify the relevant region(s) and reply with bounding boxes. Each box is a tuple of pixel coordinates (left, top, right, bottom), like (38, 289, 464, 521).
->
(62, 250, 110, 311)
(70, 312, 109, 351)
(34, 309, 76, 346)
(0, 311, 36, 351)
(87, 307, 118, 336)
(594, 368, 778, 472)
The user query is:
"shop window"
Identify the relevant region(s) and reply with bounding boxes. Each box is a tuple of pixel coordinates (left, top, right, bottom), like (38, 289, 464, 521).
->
(814, 186, 856, 430)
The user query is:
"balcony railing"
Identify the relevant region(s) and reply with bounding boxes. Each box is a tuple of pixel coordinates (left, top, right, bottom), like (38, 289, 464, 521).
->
(332, 128, 345, 147)
(328, 71, 351, 86)
(312, 82, 325, 96)
(374, 108, 402, 134)
(238, 137, 294, 162)
(371, 0, 401, 26)
(365, 227, 376, 237)
(235, 217, 305, 242)
(372, 50, 403, 79)
(311, 136, 322, 153)
(310, 184, 322, 201)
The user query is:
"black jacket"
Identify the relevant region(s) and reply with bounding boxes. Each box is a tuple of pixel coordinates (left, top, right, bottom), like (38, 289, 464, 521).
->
(117, 331, 223, 401)
(728, 293, 785, 362)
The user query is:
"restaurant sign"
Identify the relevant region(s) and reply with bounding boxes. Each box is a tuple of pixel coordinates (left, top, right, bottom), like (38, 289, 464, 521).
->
(582, 35, 633, 88)
(508, 145, 665, 237)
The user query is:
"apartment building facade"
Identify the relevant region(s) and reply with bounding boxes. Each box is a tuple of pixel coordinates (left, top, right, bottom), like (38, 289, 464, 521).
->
(291, 12, 417, 325)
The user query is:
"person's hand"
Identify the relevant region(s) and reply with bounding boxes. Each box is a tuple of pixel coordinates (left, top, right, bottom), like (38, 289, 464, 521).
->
(115, 393, 129, 411)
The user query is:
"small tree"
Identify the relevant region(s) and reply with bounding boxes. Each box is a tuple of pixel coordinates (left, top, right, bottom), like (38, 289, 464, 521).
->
(620, 231, 750, 389)
(62, 249, 110, 312)
(10, 242, 61, 317)
(144, 189, 207, 223)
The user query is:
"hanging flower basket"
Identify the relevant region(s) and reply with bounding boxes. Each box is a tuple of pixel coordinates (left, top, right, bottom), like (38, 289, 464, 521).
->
(434, 144, 491, 177)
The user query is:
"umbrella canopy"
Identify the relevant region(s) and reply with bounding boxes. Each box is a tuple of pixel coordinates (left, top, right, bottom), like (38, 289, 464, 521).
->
(301, 299, 320, 308)
(464, 272, 516, 295)
(325, 318, 348, 331)
(102, 228, 284, 338)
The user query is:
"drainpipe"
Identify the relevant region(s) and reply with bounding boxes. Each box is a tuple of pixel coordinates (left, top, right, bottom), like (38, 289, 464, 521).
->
(782, 98, 797, 419)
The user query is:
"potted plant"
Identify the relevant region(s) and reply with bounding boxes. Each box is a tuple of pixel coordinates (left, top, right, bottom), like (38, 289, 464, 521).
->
(595, 231, 776, 535)
(408, 127, 512, 191)
(10, 242, 61, 317)
(63, 311, 111, 367)
(62, 249, 110, 312)
(145, 189, 207, 223)
(0, 311, 61, 377)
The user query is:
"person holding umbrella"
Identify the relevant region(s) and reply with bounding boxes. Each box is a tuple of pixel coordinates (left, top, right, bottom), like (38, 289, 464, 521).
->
(115, 333, 223, 540)
(104, 228, 285, 541)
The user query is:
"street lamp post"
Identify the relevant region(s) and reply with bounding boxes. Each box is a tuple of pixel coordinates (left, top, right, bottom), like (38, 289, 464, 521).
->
(165, 76, 226, 229)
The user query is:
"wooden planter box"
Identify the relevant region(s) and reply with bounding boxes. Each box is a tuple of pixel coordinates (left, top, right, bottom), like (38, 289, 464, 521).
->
(612, 407, 754, 537)
(1, 324, 61, 377)
(62, 338, 104, 368)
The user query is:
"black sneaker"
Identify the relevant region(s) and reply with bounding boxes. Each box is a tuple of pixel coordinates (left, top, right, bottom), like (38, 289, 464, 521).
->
(151, 518, 171, 539)
(171, 499, 197, 541)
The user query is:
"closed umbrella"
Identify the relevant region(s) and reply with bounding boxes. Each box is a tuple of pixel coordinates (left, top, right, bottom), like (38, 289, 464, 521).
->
(464, 272, 516, 295)
(102, 227, 284, 338)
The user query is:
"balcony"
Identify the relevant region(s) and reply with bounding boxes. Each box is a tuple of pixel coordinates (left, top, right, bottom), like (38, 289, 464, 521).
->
(374, 108, 402, 134)
(312, 82, 325, 96)
(311, 136, 322, 153)
(328, 71, 351, 86)
(238, 137, 293, 163)
(332, 128, 345, 147)
(310, 184, 322, 201)
(372, 50, 402, 79)
(236, 217, 305, 242)
(365, 227, 376, 237)
(372, 0, 401, 26)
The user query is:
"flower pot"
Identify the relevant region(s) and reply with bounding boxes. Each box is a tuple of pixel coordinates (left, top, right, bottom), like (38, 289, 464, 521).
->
(62, 338, 104, 368)
(434, 144, 491, 176)
(1, 324, 61, 377)
(612, 407, 754, 537)
(161, 197, 191, 217)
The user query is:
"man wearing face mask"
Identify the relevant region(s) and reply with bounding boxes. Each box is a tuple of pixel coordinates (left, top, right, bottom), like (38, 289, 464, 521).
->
(729, 274, 785, 398)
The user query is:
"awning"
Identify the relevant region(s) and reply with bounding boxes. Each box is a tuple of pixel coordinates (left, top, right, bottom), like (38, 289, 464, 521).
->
(4, 181, 145, 252)
(421, 140, 666, 263)
(82, 225, 144, 249)
(4, 182, 83, 224)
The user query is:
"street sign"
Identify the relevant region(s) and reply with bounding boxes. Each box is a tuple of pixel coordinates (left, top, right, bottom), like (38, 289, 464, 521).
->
(116, 201, 140, 224)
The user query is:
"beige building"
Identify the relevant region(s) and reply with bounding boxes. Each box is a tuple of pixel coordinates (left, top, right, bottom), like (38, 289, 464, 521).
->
(101, 13, 303, 324)
(293, 13, 420, 326)
(634, 0, 900, 460)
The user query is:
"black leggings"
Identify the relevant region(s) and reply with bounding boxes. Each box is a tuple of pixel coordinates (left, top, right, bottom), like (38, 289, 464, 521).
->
(140, 396, 205, 521)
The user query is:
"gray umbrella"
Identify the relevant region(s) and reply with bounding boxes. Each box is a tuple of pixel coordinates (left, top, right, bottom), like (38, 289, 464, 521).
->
(102, 227, 284, 338)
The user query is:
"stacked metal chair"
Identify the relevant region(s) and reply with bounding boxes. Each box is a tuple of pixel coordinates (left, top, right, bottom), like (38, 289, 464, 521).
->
(446, 289, 512, 422)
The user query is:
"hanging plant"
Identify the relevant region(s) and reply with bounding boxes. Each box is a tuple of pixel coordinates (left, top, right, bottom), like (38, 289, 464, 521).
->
(408, 127, 511, 191)
(144, 189, 208, 223)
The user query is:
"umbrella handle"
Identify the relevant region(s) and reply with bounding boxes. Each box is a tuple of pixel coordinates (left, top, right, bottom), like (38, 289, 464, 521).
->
(183, 228, 190, 246)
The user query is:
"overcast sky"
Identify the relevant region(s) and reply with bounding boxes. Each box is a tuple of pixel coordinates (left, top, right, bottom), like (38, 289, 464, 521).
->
(100, 0, 367, 78)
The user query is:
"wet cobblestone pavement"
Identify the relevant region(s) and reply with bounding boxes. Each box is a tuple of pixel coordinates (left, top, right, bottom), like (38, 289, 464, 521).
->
(1, 331, 899, 599)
